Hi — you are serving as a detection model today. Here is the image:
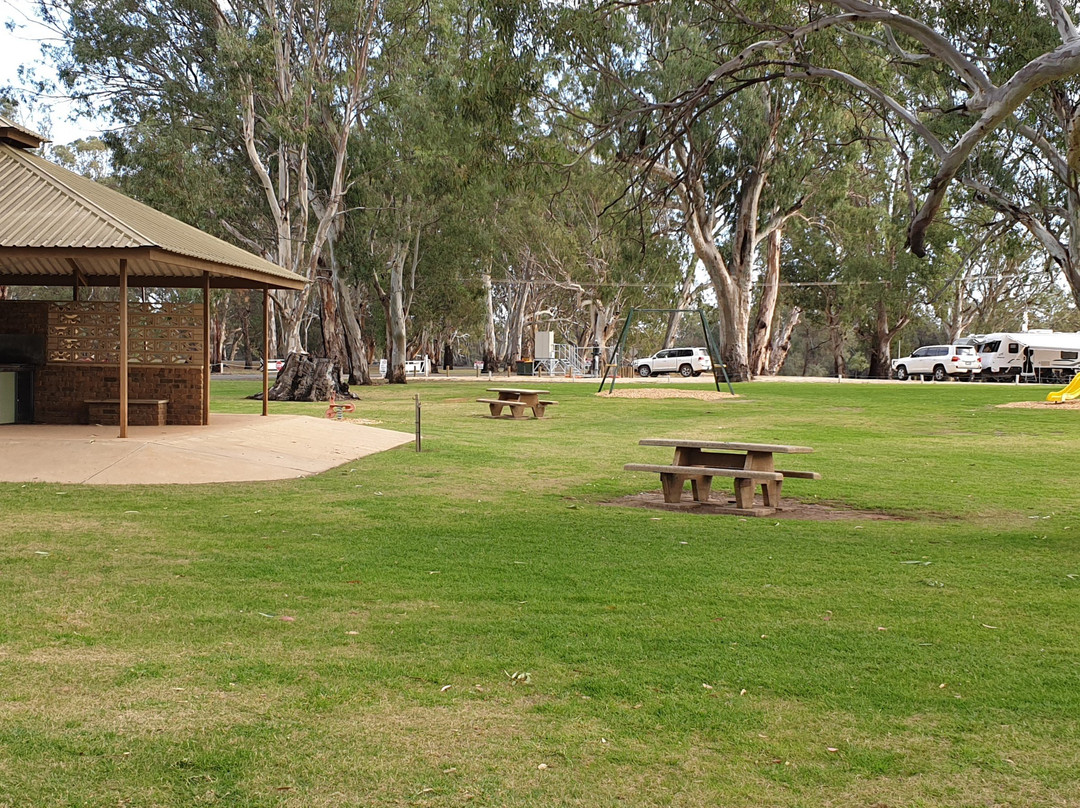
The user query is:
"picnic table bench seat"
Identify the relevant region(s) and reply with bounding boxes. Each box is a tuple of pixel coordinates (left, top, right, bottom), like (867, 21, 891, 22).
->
(622, 463, 783, 481)
(476, 397, 530, 417)
(623, 462, 783, 506)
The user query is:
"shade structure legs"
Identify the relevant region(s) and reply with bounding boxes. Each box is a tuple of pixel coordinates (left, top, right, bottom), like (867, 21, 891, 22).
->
(118, 258, 128, 438)
(262, 287, 269, 416)
(203, 272, 211, 425)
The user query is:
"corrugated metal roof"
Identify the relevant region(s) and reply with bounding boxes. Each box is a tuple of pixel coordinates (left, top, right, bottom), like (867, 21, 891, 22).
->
(0, 114, 47, 148)
(0, 141, 305, 290)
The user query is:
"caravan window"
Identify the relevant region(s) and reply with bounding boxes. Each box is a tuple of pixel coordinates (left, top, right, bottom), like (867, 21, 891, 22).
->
(1008, 343, 1020, 354)
(1063, 351, 1079, 361)
(981, 340, 1000, 353)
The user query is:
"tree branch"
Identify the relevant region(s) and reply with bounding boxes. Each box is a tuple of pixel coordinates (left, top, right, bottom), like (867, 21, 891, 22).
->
(1042, 0, 1079, 43)
(823, 0, 993, 98)
(910, 37, 1080, 255)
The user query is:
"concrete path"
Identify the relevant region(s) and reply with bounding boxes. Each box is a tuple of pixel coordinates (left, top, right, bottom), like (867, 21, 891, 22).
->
(0, 414, 413, 485)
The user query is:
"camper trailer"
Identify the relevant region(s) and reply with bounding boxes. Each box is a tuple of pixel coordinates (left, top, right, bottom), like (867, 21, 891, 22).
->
(969, 331, 1080, 382)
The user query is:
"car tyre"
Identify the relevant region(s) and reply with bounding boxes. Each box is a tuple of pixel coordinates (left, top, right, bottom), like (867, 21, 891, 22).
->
(894, 365, 909, 381)
(637, 365, 651, 378)
(679, 364, 693, 377)
(933, 364, 948, 382)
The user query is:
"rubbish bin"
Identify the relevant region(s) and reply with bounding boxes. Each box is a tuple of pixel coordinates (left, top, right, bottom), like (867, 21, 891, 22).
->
(516, 360, 534, 376)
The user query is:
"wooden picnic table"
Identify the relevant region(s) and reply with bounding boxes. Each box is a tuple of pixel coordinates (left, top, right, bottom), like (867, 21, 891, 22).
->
(476, 388, 558, 419)
(625, 438, 820, 514)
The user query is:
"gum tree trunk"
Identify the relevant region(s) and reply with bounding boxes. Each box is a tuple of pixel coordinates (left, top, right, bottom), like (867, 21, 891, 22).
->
(257, 353, 353, 401)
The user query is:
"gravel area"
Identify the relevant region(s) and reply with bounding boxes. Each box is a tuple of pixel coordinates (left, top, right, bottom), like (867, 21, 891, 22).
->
(596, 389, 739, 401)
(997, 400, 1080, 409)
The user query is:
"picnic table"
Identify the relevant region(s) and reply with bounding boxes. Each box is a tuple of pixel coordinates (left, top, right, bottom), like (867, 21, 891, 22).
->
(624, 438, 820, 515)
(476, 388, 558, 419)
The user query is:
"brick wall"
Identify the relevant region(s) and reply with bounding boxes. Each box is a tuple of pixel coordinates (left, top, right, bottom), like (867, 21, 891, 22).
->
(1, 301, 205, 425)
(35, 365, 204, 425)
(0, 301, 49, 337)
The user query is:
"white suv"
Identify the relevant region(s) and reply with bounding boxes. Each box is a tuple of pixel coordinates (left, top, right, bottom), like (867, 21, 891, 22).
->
(891, 344, 981, 381)
(632, 347, 713, 378)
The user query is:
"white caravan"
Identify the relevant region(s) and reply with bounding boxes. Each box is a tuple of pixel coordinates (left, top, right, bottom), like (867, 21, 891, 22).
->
(969, 331, 1080, 382)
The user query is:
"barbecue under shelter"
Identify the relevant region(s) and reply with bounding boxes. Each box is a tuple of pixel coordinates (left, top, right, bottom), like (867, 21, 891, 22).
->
(0, 116, 306, 436)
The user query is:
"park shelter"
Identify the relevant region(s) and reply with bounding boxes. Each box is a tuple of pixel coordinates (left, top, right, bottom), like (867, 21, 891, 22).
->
(0, 116, 305, 436)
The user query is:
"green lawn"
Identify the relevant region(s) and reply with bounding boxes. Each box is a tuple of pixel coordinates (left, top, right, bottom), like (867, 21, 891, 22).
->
(2, 380, 1078, 807)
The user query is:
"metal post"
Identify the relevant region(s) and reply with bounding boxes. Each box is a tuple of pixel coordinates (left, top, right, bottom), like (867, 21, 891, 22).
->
(414, 394, 421, 452)
(599, 307, 635, 393)
(698, 309, 734, 395)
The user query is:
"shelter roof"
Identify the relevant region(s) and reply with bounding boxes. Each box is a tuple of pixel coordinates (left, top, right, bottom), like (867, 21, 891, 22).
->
(0, 117, 305, 290)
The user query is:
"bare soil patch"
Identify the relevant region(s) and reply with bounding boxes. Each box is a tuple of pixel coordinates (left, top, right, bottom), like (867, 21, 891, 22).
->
(606, 491, 905, 521)
(597, 389, 739, 402)
(998, 399, 1080, 410)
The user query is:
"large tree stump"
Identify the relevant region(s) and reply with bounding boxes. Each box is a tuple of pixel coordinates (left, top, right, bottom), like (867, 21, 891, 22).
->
(250, 353, 355, 401)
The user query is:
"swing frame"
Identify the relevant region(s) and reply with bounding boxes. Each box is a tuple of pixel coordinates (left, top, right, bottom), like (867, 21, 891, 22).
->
(597, 308, 735, 395)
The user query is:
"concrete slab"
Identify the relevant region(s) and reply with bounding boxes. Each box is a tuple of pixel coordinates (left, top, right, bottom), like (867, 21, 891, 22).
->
(0, 414, 413, 485)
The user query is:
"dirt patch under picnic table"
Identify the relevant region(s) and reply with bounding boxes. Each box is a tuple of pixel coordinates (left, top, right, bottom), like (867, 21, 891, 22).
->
(605, 492, 906, 521)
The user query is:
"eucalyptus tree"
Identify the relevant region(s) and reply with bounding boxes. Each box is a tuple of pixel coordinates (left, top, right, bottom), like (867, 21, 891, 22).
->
(926, 224, 1066, 341)
(336, 0, 546, 382)
(568, 1, 858, 380)
(37, 0, 384, 374)
(633, 0, 1080, 309)
(779, 116, 949, 378)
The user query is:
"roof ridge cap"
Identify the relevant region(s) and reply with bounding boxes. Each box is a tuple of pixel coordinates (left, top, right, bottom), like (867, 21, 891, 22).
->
(5, 146, 154, 246)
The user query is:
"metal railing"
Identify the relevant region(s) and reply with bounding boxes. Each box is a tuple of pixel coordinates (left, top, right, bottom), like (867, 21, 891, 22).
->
(533, 344, 600, 377)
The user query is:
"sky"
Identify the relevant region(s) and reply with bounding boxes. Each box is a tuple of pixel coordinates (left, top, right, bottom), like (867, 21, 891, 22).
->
(1, 0, 100, 143)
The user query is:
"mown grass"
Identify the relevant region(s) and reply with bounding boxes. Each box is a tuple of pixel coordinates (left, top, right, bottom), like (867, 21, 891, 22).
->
(1, 379, 1078, 807)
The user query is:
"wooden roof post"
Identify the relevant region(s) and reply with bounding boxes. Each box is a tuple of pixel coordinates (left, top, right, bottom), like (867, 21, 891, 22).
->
(262, 286, 270, 416)
(203, 271, 211, 425)
(118, 258, 129, 438)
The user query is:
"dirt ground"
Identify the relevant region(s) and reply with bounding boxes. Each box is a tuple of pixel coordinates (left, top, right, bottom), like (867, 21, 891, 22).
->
(596, 389, 739, 402)
(997, 399, 1080, 409)
(606, 492, 905, 521)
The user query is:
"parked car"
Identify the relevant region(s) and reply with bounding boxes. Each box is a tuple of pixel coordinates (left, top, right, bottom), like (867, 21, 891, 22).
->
(632, 347, 713, 378)
(891, 344, 981, 381)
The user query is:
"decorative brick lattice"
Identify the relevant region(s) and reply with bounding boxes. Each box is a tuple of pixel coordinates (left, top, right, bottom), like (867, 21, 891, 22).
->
(47, 301, 203, 366)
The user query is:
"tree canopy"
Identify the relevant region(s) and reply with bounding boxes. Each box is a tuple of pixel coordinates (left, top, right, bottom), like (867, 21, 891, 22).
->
(6, 0, 1080, 379)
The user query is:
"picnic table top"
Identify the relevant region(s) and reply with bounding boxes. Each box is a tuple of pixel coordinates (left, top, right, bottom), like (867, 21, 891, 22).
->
(639, 438, 813, 454)
(486, 387, 550, 395)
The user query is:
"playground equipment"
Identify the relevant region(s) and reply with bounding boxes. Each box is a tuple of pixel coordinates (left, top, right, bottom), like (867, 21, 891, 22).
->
(325, 394, 356, 420)
(1046, 374, 1080, 402)
(598, 308, 735, 394)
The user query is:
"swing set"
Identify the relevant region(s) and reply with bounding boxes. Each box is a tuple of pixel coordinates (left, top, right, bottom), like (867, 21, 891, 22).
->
(597, 308, 735, 395)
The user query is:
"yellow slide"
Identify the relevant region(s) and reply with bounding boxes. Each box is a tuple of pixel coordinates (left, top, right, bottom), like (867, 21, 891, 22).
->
(1046, 374, 1080, 402)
